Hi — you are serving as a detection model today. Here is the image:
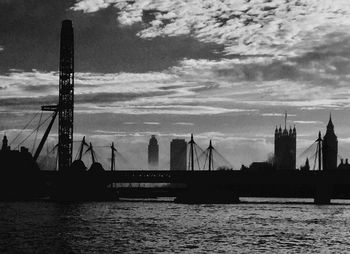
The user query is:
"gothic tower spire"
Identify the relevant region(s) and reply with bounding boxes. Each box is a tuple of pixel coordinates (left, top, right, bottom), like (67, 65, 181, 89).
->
(327, 113, 334, 131)
(323, 114, 338, 170)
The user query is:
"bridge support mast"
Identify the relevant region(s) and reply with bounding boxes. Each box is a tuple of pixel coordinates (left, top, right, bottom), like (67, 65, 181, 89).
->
(58, 20, 74, 171)
(208, 140, 213, 171)
(190, 134, 194, 171)
(316, 131, 322, 171)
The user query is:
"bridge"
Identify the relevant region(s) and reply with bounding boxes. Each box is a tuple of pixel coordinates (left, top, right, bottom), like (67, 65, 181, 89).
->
(39, 169, 350, 204)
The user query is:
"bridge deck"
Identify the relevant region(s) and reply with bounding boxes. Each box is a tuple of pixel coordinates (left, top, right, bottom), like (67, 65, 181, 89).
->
(40, 170, 350, 199)
(40, 169, 350, 183)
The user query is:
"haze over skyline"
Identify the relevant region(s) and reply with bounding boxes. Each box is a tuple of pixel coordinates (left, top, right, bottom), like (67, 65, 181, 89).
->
(1, 0, 350, 169)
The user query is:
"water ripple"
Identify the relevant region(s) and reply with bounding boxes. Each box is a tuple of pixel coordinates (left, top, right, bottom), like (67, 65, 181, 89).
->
(1, 200, 350, 253)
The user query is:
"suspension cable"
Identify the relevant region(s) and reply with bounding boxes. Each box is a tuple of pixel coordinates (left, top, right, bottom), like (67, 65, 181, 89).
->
(16, 112, 55, 149)
(37, 143, 57, 167)
(194, 144, 201, 170)
(32, 111, 43, 153)
(203, 149, 209, 170)
(9, 111, 41, 146)
(298, 141, 317, 158)
(212, 148, 235, 169)
(313, 149, 318, 171)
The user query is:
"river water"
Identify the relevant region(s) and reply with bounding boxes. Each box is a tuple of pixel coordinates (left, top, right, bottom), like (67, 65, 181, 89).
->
(1, 198, 350, 253)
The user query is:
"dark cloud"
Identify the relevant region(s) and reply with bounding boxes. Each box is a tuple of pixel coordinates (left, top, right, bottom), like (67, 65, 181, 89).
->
(213, 60, 305, 82)
(74, 91, 171, 104)
(18, 84, 55, 93)
(0, 95, 57, 108)
(291, 33, 350, 77)
(158, 85, 184, 91)
(0, 90, 172, 108)
(190, 82, 220, 92)
(211, 33, 350, 87)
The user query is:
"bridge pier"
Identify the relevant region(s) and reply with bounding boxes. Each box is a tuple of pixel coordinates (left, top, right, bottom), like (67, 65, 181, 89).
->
(313, 182, 331, 205)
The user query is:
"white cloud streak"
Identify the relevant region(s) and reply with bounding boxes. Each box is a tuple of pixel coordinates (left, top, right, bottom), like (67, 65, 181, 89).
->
(293, 120, 323, 125)
(172, 122, 194, 126)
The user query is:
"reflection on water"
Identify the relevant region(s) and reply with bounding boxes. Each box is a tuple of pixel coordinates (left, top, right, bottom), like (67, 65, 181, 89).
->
(1, 199, 350, 253)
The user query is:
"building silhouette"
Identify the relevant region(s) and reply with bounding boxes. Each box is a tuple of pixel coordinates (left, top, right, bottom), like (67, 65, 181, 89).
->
(148, 135, 159, 169)
(170, 139, 187, 171)
(274, 113, 296, 170)
(1, 134, 9, 151)
(322, 115, 338, 170)
(338, 159, 350, 170)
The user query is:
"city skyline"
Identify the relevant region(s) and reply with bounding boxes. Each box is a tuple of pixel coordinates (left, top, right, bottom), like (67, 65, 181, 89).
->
(1, 0, 350, 169)
(3, 2, 350, 253)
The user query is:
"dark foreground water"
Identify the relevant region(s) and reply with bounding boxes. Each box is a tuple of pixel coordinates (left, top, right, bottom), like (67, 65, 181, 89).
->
(1, 198, 350, 253)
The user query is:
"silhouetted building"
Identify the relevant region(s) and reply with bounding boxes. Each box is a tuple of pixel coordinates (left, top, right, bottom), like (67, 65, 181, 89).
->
(148, 135, 159, 169)
(1, 134, 9, 151)
(274, 113, 296, 170)
(338, 159, 350, 170)
(247, 162, 274, 171)
(170, 139, 187, 171)
(322, 115, 338, 170)
(0, 143, 42, 200)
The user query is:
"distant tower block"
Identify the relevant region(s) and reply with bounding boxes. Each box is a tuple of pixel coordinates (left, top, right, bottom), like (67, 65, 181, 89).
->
(148, 135, 159, 169)
(322, 115, 338, 170)
(170, 139, 187, 171)
(58, 20, 74, 171)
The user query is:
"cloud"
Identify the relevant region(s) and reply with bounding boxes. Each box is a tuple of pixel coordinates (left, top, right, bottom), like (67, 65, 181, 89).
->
(0, 69, 258, 115)
(3, 7, 350, 115)
(293, 120, 323, 125)
(172, 122, 194, 126)
(71, 0, 114, 13)
(339, 137, 350, 144)
(3, 37, 350, 118)
(3, 49, 350, 120)
(170, 57, 350, 110)
(0, 71, 58, 98)
(261, 113, 296, 117)
(77, 104, 255, 115)
(143, 122, 159, 125)
(72, 0, 350, 58)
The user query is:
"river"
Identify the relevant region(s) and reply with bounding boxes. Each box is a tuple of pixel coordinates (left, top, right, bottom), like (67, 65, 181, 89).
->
(1, 198, 350, 253)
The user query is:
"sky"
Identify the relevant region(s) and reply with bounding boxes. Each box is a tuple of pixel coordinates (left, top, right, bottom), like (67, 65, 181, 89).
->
(1, 0, 350, 170)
